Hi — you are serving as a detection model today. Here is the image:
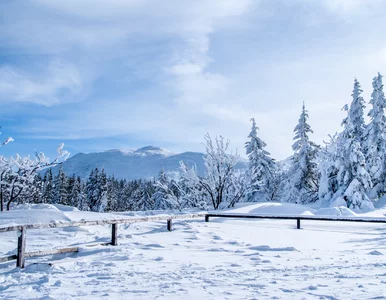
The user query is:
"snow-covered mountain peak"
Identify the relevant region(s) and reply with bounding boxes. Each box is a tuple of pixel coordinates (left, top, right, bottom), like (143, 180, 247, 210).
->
(103, 149, 135, 155)
(134, 146, 174, 156)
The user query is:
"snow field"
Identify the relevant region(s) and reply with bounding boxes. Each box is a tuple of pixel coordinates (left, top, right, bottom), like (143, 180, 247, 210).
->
(1, 203, 386, 299)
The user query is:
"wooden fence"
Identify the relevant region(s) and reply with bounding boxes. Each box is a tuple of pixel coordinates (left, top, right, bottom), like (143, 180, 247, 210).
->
(205, 212, 386, 228)
(2, 211, 386, 269)
(0, 213, 206, 268)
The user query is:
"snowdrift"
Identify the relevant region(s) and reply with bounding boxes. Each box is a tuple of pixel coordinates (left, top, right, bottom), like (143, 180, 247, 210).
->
(228, 202, 315, 215)
(0, 204, 72, 227)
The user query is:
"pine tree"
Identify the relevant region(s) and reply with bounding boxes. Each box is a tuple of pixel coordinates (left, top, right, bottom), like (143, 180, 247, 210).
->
(98, 168, 108, 212)
(53, 166, 68, 204)
(42, 169, 54, 204)
(86, 168, 99, 211)
(105, 175, 119, 212)
(343, 79, 366, 142)
(245, 118, 276, 202)
(153, 168, 169, 210)
(286, 103, 319, 203)
(318, 134, 340, 207)
(66, 175, 75, 206)
(70, 176, 82, 208)
(332, 79, 373, 210)
(364, 73, 386, 199)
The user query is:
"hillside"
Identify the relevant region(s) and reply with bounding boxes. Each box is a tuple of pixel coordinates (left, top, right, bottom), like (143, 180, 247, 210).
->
(50, 146, 247, 180)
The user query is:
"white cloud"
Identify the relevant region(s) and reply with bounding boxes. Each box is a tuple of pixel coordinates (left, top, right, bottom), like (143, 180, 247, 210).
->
(0, 61, 82, 106)
(324, 0, 384, 14)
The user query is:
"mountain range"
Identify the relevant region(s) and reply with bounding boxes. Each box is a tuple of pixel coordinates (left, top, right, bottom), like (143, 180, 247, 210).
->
(51, 146, 247, 180)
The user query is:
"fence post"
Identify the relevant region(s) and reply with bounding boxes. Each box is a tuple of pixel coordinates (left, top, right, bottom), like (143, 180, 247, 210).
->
(111, 224, 118, 246)
(16, 227, 26, 268)
(167, 219, 172, 231)
(297, 218, 301, 229)
(205, 215, 209, 222)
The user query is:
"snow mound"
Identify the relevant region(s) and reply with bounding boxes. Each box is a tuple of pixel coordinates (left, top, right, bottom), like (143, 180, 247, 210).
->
(0, 204, 72, 227)
(229, 202, 315, 215)
(314, 206, 357, 217)
(53, 204, 80, 212)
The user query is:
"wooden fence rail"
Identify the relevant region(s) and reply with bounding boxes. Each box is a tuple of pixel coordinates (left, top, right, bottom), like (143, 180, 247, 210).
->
(0, 213, 206, 268)
(205, 212, 386, 229)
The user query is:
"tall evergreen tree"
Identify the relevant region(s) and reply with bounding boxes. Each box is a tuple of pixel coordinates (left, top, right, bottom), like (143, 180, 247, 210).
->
(53, 166, 68, 204)
(70, 176, 82, 208)
(286, 103, 319, 203)
(42, 169, 54, 204)
(333, 79, 373, 210)
(245, 118, 276, 202)
(86, 168, 99, 211)
(343, 79, 366, 142)
(98, 168, 108, 212)
(364, 73, 386, 199)
(153, 168, 169, 210)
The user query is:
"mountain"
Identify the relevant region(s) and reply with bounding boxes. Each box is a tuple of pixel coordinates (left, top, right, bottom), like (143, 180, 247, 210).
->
(50, 146, 247, 180)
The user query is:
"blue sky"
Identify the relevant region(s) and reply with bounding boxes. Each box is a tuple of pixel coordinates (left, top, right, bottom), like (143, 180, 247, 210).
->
(1, 0, 386, 160)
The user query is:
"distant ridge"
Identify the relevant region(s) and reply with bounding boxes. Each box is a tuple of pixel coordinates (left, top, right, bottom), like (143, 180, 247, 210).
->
(50, 146, 247, 180)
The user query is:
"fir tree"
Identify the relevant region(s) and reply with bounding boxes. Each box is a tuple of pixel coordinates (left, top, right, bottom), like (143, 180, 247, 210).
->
(286, 103, 319, 203)
(86, 168, 99, 211)
(333, 80, 373, 210)
(364, 73, 386, 199)
(42, 169, 54, 204)
(245, 118, 276, 202)
(153, 168, 170, 210)
(53, 166, 68, 204)
(342, 79, 366, 142)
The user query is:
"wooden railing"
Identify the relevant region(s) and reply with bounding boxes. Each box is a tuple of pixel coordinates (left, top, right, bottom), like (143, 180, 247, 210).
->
(0, 213, 206, 268)
(2, 211, 386, 269)
(205, 212, 386, 229)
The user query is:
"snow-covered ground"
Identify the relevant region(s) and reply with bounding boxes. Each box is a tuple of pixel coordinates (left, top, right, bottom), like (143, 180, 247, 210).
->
(1, 203, 386, 299)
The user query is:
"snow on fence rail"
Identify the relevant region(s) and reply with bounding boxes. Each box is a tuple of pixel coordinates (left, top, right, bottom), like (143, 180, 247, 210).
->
(0, 213, 206, 268)
(2, 212, 386, 269)
(205, 212, 386, 229)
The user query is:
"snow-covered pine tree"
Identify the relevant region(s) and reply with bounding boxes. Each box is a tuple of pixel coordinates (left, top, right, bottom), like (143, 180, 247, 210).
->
(286, 103, 319, 204)
(98, 168, 108, 212)
(331, 79, 374, 211)
(318, 134, 340, 207)
(65, 175, 75, 206)
(153, 168, 170, 210)
(42, 169, 54, 204)
(105, 175, 119, 212)
(86, 168, 99, 211)
(69, 176, 81, 208)
(245, 118, 276, 202)
(153, 168, 185, 210)
(345, 79, 366, 141)
(53, 166, 68, 204)
(135, 180, 155, 211)
(364, 73, 386, 199)
(179, 162, 208, 209)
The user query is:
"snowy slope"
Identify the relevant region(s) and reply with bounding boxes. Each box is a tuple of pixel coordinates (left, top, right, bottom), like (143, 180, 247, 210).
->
(1, 203, 386, 299)
(50, 146, 247, 180)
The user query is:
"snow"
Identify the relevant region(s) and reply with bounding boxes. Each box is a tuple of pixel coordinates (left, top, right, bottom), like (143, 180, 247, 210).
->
(1, 203, 386, 299)
(313, 207, 357, 217)
(228, 202, 316, 215)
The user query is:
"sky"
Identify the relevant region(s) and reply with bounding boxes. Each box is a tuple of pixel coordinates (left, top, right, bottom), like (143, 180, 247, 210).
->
(1, 0, 386, 160)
